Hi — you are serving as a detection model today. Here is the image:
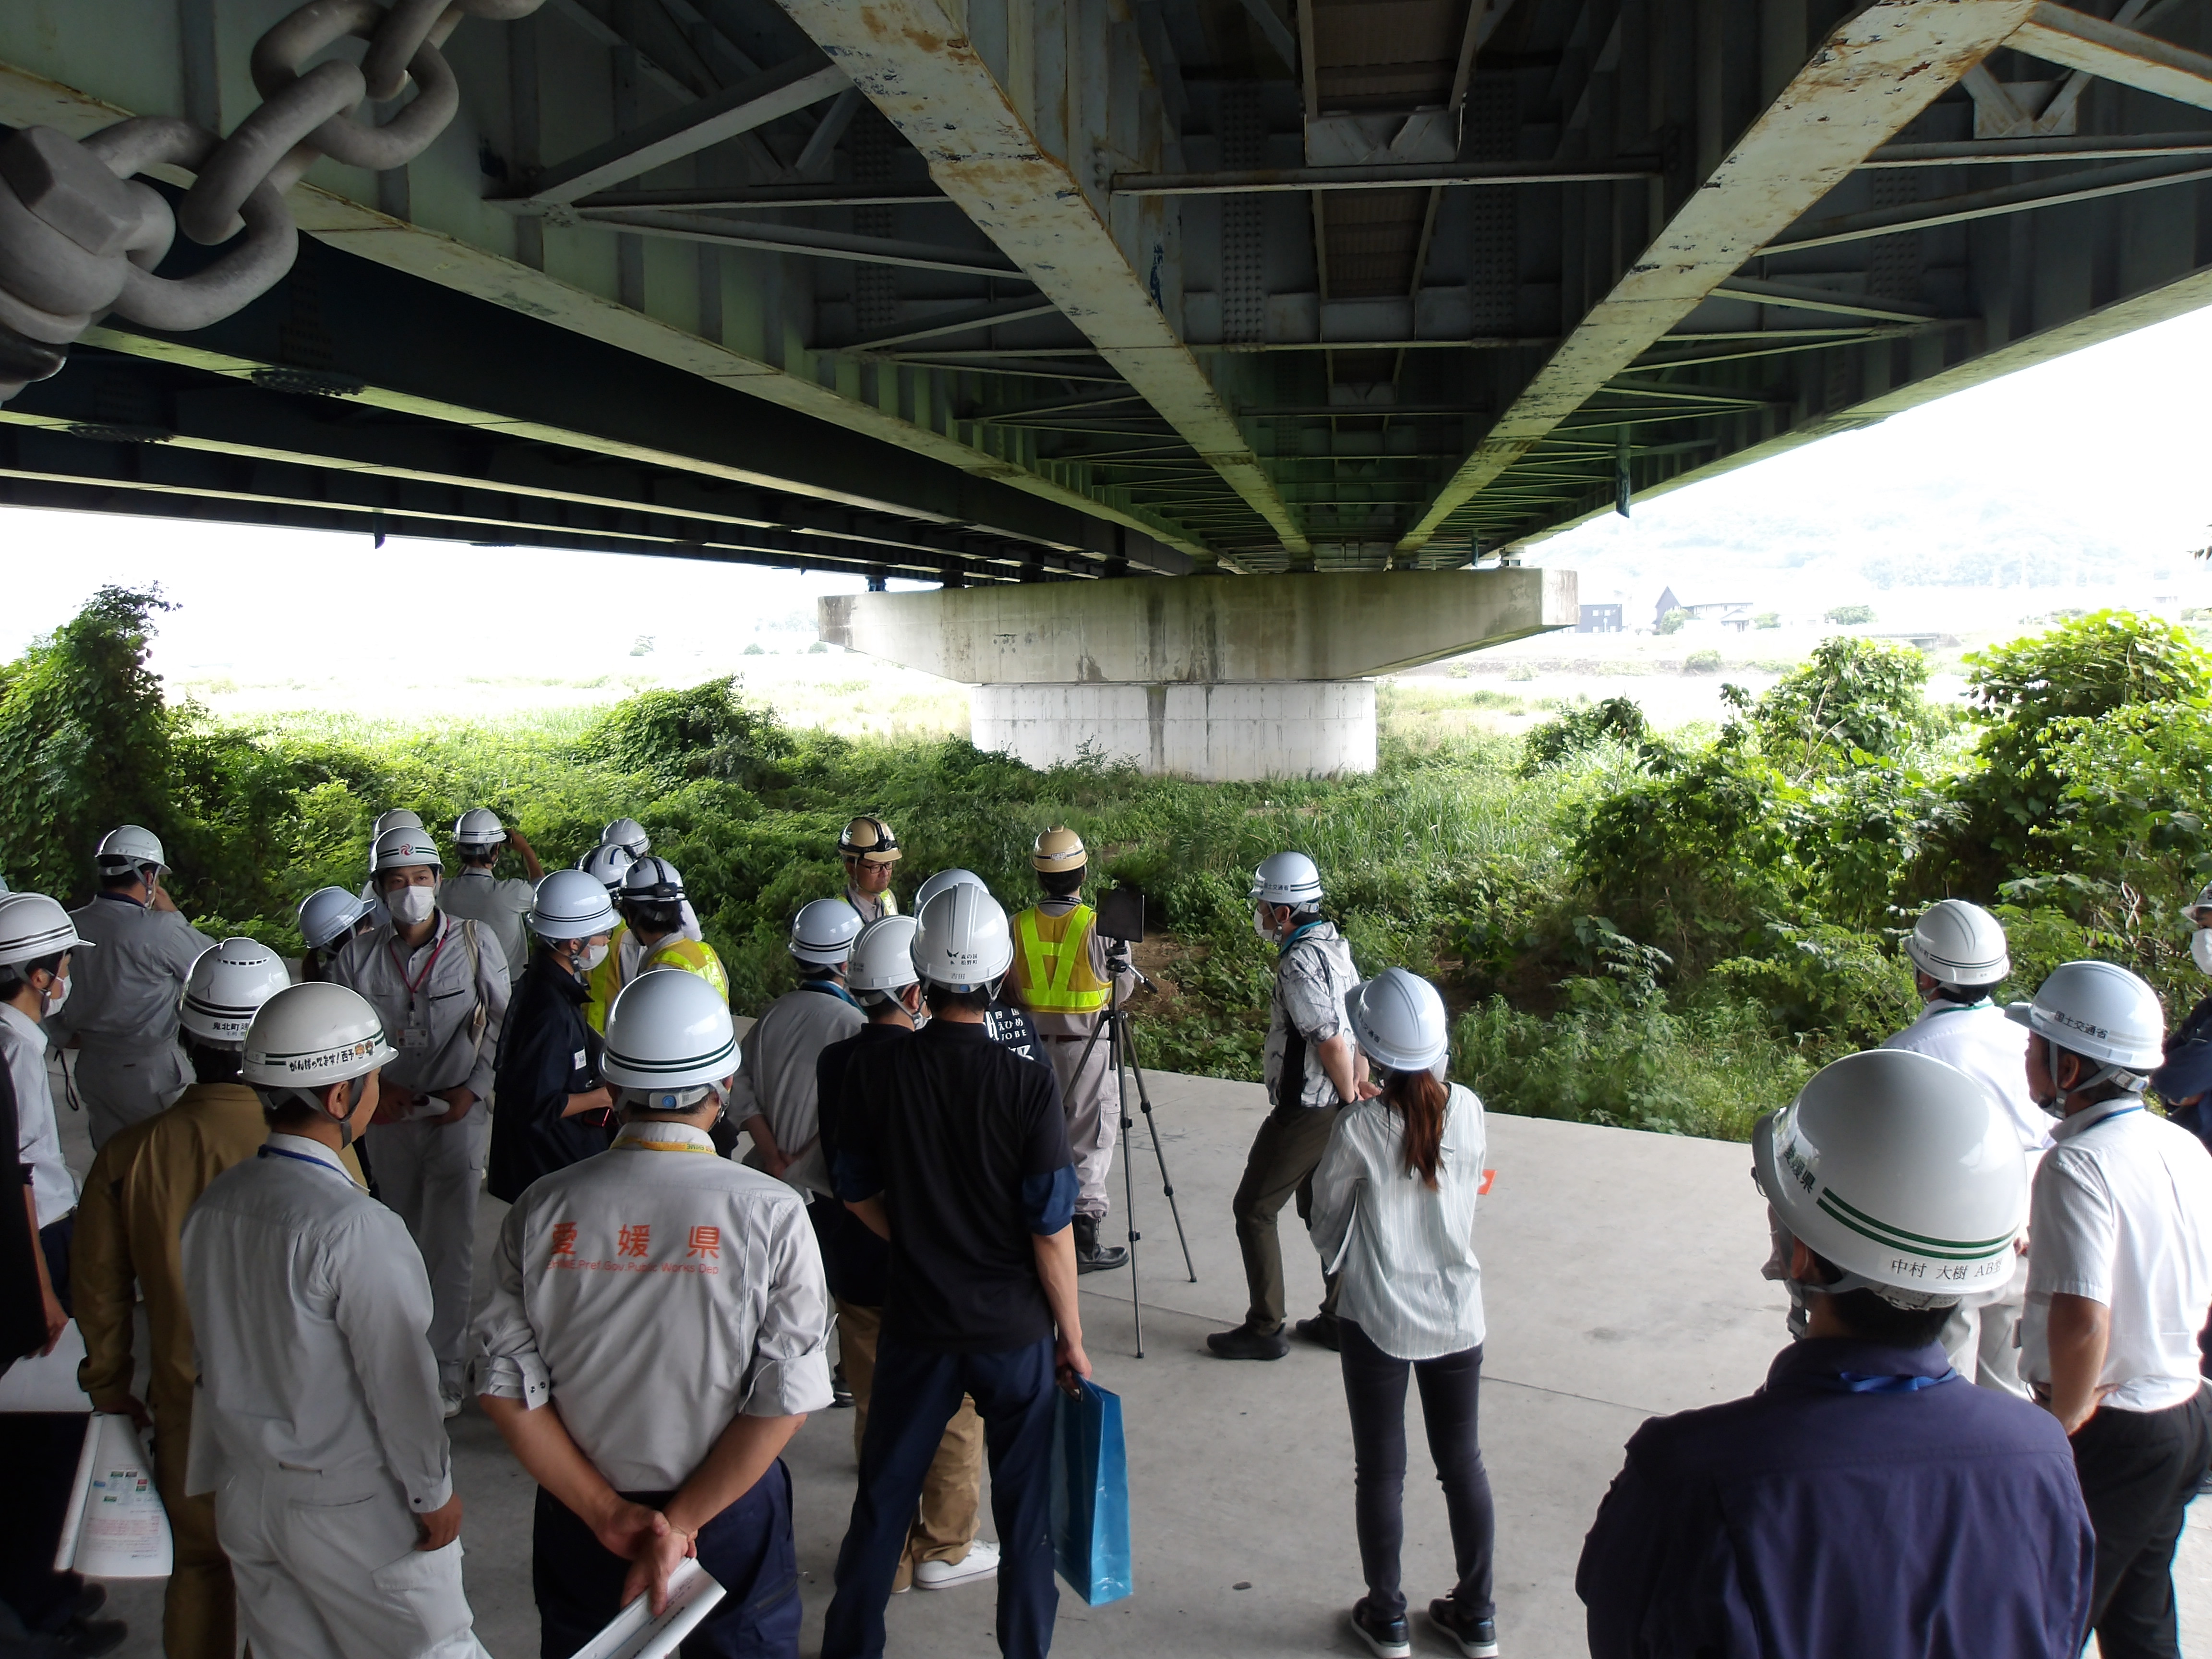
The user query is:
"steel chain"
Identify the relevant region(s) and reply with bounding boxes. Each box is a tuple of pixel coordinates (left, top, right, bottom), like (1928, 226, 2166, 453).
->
(0, 0, 544, 402)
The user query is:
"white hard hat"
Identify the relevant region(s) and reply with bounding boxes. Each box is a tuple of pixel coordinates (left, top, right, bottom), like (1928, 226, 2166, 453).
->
(1905, 899, 2009, 988)
(297, 886, 374, 951)
(242, 981, 394, 1091)
(453, 808, 508, 851)
(1346, 968, 1449, 1074)
(839, 815, 902, 865)
(913, 867, 986, 913)
(0, 893, 90, 968)
(914, 883, 1014, 990)
(1032, 827, 1087, 873)
(2183, 880, 2212, 923)
(372, 809, 425, 840)
(791, 897, 864, 966)
(95, 823, 167, 874)
(180, 938, 292, 1048)
(579, 842, 635, 894)
(1753, 1048, 2028, 1307)
(602, 968, 739, 1102)
(530, 868, 619, 941)
(2006, 959, 2165, 1079)
(849, 914, 922, 994)
(0, 873, 8, 893)
(1250, 850, 1323, 909)
(601, 817, 650, 857)
(621, 855, 686, 904)
(372, 826, 443, 874)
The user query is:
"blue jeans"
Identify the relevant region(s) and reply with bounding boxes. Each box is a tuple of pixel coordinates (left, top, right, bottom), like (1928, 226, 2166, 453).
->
(821, 1334, 1060, 1659)
(532, 1462, 801, 1659)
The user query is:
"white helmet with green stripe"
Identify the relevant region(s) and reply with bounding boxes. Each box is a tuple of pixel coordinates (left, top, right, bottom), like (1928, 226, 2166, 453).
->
(601, 967, 739, 1110)
(1753, 1048, 2027, 1310)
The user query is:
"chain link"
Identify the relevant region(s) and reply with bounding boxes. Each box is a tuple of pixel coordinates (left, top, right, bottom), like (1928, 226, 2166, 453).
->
(0, 0, 545, 402)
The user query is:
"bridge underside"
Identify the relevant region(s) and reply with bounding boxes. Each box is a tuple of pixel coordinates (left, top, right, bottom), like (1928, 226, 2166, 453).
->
(3, 0, 2212, 579)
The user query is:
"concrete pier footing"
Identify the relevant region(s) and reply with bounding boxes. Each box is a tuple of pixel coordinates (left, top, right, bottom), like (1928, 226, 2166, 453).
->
(971, 680, 1377, 780)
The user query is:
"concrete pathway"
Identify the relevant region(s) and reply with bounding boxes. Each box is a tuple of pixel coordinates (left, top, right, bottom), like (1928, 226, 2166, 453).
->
(54, 1065, 2212, 1657)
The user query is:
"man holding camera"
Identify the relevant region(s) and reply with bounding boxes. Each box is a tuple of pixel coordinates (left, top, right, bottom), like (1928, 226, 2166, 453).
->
(1209, 852, 1364, 1362)
(1010, 828, 1133, 1274)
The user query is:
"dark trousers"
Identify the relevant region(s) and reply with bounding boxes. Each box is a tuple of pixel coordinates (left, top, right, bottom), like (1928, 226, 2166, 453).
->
(821, 1334, 1059, 1659)
(533, 1465, 801, 1659)
(0, 1217, 85, 1635)
(1339, 1320, 1496, 1623)
(1231, 1102, 1342, 1334)
(2072, 1389, 2212, 1659)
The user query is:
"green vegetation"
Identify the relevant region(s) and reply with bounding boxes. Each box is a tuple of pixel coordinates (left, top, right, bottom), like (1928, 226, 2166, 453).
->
(4, 591, 2204, 1145)
(1823, 603, 1877, 626)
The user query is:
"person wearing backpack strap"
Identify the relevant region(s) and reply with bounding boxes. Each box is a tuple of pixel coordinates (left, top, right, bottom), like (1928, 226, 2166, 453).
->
(329, 827, 510, 1418)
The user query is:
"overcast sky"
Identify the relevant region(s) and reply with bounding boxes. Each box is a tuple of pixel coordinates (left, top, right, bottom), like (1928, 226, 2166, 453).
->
(4, 301, 2209, 676)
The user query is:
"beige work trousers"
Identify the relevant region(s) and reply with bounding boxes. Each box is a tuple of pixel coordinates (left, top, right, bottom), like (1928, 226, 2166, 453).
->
(1940, 1247, 2032, 1399)
(836, 1300, 984, 1586)
(1042, 1031, 1118, 1219)
(150, 1391, 234, 1659)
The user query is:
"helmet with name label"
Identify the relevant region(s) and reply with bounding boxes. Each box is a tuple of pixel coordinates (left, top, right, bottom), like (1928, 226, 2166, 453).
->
(180, 938, 292, 1049)
(1250, 851, 1323, 910)
(2006, 959, 2164, 1087)
(242, 982, 393, 1092)
(914, 883, 1014, 991)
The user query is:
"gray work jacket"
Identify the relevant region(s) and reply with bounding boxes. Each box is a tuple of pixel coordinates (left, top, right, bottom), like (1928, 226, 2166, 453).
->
(50, 893, 212, 1055)
(731, 981, 865, 1197)
(329, 912, 508, 1113)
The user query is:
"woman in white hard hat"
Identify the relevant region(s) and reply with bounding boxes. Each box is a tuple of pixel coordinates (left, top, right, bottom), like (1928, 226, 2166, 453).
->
(1309, 968, 1495, 1659)
(297, 886, 377, 983)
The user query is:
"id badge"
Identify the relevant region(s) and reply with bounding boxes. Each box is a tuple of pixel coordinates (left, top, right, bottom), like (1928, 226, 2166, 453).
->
(400, 1026, 430, 1050)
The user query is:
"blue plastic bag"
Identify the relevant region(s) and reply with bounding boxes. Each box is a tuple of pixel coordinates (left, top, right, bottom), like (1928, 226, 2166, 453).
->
(1049, 1379, 1133, 1605)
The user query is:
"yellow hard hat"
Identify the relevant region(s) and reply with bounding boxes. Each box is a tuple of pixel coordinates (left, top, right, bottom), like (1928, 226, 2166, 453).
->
(839, 815, 902, 865)
(1032, 826, 1088, 873)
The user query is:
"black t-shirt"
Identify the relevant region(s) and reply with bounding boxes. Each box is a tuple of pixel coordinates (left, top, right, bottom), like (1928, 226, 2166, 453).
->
(833, 1018, 1074, 1352)
(984, 997, 1043, 1065)
(815, 1020, 913, 1308)
(487, 949, 608, 1204)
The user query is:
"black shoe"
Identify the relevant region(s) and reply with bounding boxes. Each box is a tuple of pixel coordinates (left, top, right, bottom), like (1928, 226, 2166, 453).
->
(1428, 1598, 1499, 1658)
(1350, 1598, 1411, 1659)
(1072, 1215, 1129, 1274)
(830, 1362, 853, 1408)
(62, 1618, 127, 1659)
(1205, 1323, 1289, 1361)
(1294, 1315, 1341, 1351)
(68, 1588, 105, 1623)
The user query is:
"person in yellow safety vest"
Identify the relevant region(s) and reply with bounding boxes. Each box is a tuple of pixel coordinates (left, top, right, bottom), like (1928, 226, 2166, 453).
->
(586, 856, 728, 1031)
(840, 817, 902, 925)
(1009, 827, 1135, 1274)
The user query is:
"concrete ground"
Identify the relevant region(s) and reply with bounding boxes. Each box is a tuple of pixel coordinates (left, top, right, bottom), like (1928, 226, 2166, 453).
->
(53, 1066, 2212, 1657)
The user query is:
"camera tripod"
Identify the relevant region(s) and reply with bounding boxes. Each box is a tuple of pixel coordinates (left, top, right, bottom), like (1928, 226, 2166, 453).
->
(1070, 946, 1195, 1357)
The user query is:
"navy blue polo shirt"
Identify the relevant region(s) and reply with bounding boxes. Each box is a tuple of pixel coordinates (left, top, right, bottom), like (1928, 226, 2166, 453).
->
(1577, 1336, 2093, 1659)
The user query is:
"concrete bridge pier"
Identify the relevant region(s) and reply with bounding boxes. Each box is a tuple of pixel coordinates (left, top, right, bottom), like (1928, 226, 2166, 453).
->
(819, 569, 1576, 781)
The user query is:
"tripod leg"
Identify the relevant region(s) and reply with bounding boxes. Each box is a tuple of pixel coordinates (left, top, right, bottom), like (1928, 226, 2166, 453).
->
(1121, 1022, 1198, 1284)
(1114, 1015, 1144, 1358)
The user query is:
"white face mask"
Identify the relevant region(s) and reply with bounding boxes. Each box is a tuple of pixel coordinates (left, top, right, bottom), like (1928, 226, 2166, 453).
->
(386, 884, 436, 926)
(577, 940, 610, 972)
(39, 974, 68, 1018)
(2192, 928, 2212, 976)
(1253, 906, 1277, 942)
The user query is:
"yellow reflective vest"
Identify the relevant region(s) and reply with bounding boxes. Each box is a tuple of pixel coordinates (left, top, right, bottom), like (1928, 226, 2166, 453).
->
(586, 926, 730, 1031)
(1012, 903, 1110, 1015)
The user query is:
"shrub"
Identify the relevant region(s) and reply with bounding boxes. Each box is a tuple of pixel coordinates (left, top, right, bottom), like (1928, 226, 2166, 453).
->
(1683, 648, 1723, 674)
(1754, 612, 1779, 630)
(1656, 608, 1688, 635)
(1753, 636, 1929, 775)
(1518, 697, 1651, 774)
(1824, 603, 1876, 625)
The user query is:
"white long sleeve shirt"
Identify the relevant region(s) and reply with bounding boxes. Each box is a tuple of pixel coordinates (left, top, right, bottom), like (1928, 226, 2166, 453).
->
(0, 1001, 76, 1227)
(1884, 998, 2051, 1153)
(328, 913, 508, 1115)
(1310, 1082, 1487, 1360)
(181, 1135, 454, 1511)
(471, 1120, 832, 1492)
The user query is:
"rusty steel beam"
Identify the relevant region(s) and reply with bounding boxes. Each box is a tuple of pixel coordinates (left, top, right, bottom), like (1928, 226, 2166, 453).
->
(2010, 3, 2212, 114)
(770, 0, 1304, 565)
(1769, 154, 2212, 252)
(1396, 0, 2032, 558)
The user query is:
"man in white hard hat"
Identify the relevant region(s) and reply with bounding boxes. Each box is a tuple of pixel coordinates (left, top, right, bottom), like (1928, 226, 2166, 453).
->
(822, 883, 1089, 1659)
(1010, 828, 1133, 1275)
(2011, 960, 2212, 1659)
(1210, 851, 1365, 1362)
(298, 886, 376, 984)
(51, 825, 214, 1149)
(1874, 898, 2044, 1397)
(584, 858, 728, 1034)
(733, 898, 866, 1194)
(839, 817, 902, 925)
(329, 825, 510, 1416)
(599, 819, 704, 938)
(815, 915, 995, 1594)
(74, 939, 355, 1659)
(474, 968, 830, 1658)
(181, 982, 489, 1659)
(437, 809, 542, 978)
(486, 869, 617, 1205)
(1580, 1049, 2093, 1659)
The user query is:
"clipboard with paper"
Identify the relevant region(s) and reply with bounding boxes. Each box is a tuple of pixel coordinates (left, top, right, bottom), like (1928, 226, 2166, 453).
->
(567, 1558, 727, 1659)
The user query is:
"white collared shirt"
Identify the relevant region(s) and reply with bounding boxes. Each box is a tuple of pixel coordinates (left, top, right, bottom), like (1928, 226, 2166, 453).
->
(1884, 998, 2051, 1153)
(0, 1000, 76, 1228)
(2022, 1096, 2212, 1413)
(1309, 1083, 1486, 1360)
(181, 1134, 453, 1509)
(471, 1119, 832, 1492)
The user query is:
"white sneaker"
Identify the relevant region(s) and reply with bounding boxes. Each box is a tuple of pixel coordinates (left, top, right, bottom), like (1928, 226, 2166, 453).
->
(440, 1387, 464, 1419)
(914, 1539, 999, 1590)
